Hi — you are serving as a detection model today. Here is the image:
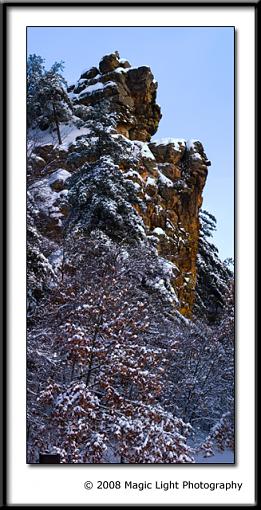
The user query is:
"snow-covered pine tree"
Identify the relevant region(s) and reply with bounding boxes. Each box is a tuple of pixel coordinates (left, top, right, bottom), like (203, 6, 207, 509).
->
(27, 55, 72, 143)
(194, 210, 233, 322)
(27, 190, 56, 313)
(37, 62, 72, 143)
(27, 54, 45, 128)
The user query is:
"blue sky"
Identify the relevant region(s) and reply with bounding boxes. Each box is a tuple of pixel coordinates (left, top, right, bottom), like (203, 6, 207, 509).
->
(27, 27, 234, 260)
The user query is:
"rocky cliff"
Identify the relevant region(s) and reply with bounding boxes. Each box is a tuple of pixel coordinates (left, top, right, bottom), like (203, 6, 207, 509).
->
(68, 50, 161, 142)
(28, 51, 211, 316)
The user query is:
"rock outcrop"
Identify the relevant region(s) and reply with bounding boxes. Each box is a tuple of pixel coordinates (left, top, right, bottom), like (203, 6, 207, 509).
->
(135, 138, 211, 315)
(68, 51, 161, 142)
(28, 52, 211, 316)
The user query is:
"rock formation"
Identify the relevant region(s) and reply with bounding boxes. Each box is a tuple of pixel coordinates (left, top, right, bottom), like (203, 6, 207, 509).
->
(68, 51, 161, 141)
(28, 52, 212, 316)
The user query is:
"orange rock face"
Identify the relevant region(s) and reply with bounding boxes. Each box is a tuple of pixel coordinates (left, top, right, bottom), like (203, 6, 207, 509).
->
(70, 52, 162, 142)
(120, 138, 211, 316)
(30, 52, 211, 316)
(72, 54, 210, 315)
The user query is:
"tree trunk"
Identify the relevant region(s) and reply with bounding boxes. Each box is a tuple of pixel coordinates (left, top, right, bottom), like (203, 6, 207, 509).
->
(52, 102, 62, 145)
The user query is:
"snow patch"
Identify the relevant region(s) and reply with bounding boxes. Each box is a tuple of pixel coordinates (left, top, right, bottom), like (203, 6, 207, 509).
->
(124, 169, 144, 183)
(134, 141, 155, 160)
(146, 177, 156, 187)
(151, 138, 186, 151)
(186, 139, 199, 150)
(192, 152, 202, 161)
(78, 81, 117, 98)
(29, 169, 69, 221)
(153, 227, 166, 236)
(48, 169, 71, 185)
(28, 122, 91, 149)
(158, 170, 173, 187)
(194, 449, 234, 464)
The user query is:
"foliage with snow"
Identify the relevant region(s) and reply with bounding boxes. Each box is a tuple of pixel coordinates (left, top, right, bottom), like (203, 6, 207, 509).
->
(195, 210, 233, 322)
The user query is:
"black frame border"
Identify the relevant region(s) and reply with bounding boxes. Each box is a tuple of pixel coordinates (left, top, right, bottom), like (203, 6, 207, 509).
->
(1, 0, 259, 507)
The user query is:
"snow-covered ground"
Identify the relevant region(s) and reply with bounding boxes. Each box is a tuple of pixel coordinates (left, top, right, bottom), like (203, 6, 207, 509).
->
(195, 449, 234, 464)
(103, 444, 234, 464)
(28, 122, 91, 149)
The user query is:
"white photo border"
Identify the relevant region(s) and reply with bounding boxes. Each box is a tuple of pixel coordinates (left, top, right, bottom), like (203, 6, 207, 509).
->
(2, 2, 257, 506)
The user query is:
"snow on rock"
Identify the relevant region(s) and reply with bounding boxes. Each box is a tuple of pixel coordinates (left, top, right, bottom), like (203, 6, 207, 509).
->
(192, 152, 202, 160)
(157, 170, 173, 187)
(153, 227, 166, 236)
(29, 168, 70, 230)
(124, 169, 144, 183)
(78, 81, 117, 98)
(146, 177, 157, 187)
(48, 169, 71, 185)
(119, 58, 131, 67)
(186, 139, 199, 150)
(70, 52, 161, 142)
(151, 138, 186, 151)
(134, 141, 155, 160)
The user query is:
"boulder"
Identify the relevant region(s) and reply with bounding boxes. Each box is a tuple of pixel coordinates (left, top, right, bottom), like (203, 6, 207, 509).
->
(80, 66, 99, 80)
(72, 53, 162, 142)
(99, 52, 121, 74)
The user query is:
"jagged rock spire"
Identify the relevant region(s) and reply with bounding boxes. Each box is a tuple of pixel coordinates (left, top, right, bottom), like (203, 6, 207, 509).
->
(68, 52, 161, 142)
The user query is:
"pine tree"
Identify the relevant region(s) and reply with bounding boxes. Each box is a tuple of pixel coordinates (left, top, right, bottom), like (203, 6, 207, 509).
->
(194, 210, 233, 322)
(37, 61, 71, 143)
(27, 55, 72, 143)
(27, 54, 45, 127)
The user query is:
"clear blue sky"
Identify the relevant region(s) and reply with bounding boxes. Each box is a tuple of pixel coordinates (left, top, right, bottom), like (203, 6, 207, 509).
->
(27, 27, 234, 260)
